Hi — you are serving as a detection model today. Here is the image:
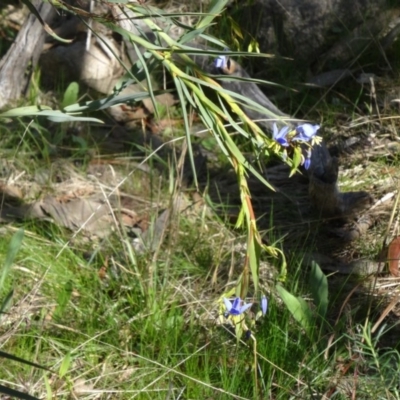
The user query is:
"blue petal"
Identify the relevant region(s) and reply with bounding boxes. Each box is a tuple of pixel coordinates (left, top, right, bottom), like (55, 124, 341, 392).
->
(303, 149, 312, 170)
(276, 137, 289, 147)
(245, 330, 252, 340)
(215, 55, 227, 69)
(223, 297, 232, 312)
(293, 123, 320, 142)
(229, 308, 241, 316)
(223, 297, 242, 315)
(273, 124, 290, 146)
(224, 297, 252, 315)
(239, 302, 253, 314)
(261, 295, 268, 316)
(231, 297, 241, 312)
(299, 123, 319, 137)
(273, 124, 290, 139)
(277, 126, 290, 139)
(272, 123, 279, 139)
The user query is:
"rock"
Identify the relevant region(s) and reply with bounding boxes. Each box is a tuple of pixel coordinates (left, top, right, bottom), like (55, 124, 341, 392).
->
(40, 37, 125, 94)
(229, 0, 398, 75)
(0, 0, 56, 109)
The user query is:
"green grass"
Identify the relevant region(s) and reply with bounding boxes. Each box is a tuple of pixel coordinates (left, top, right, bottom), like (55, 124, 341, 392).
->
(1, 216, 400, 398)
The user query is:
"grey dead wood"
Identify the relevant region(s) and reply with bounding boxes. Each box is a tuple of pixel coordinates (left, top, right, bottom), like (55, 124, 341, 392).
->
(0, 0, 56, 109)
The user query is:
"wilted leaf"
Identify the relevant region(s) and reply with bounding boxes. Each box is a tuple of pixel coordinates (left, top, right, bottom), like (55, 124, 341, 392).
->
(37, 197, 113, 236)
(388, 237, 400, 277)
(73, 378, 94, 396)
(1, 197, 114, 238)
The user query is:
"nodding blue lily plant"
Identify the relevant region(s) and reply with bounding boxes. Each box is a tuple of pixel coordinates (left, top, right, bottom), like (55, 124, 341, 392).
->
(223, 297, 253, 316)
(223, 296, 269, 317)
(272, 122, 321, 170)
(221, 295, 269, 341)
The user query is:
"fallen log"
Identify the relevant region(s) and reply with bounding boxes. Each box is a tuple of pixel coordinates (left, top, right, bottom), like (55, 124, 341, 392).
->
(0, 0, 56, 109)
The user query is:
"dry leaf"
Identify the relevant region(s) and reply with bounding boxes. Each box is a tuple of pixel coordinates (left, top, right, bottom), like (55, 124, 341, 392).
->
(73, 378, 94, 396)
(388, 236, 400, 277)
(1, 196, 114, 237)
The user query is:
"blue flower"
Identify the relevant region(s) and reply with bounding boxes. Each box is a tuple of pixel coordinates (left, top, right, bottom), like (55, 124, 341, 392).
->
(223, 297, 253, 316)
(214, 54, 228, 69)
(293, 123, 320, 142)
(304, 149, 312, 170)
(261, 295, 268, 316)
(273, 123, 290, 147)
(214, 48, 230, 69)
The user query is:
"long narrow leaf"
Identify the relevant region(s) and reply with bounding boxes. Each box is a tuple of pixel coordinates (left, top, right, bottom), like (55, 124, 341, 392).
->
(20, 0, 72, 43)
(0, 229, 24, 291)
(196, 0, 229, 29)
(247, 222, 260, 293)
(173, 77, 197, 186)
(0, 289, 13, 314)
(192, 94, 229, 157)
(0, 384, 40, 400)
(179, 78, 198, 109)
(0, 105, 51, 117)
(134, 43, 159, 119)
(163, 65, 291, 125)
(64, 89, 171, 113)
(179, 27, 208, 45)
(0, 350, 51, 371)
(127, 5, 209, 19)
(309, 262, 329, 320)
(0, 107, 103, 123)
(218, 96, 250, 138)
(192, 87, 275, 194)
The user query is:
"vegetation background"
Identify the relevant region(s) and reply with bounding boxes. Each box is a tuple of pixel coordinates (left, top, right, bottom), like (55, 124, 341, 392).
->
(1, 0, 400, 399)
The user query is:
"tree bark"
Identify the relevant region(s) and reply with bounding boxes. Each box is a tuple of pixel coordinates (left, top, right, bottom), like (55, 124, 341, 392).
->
(0, 0, 55, 109)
